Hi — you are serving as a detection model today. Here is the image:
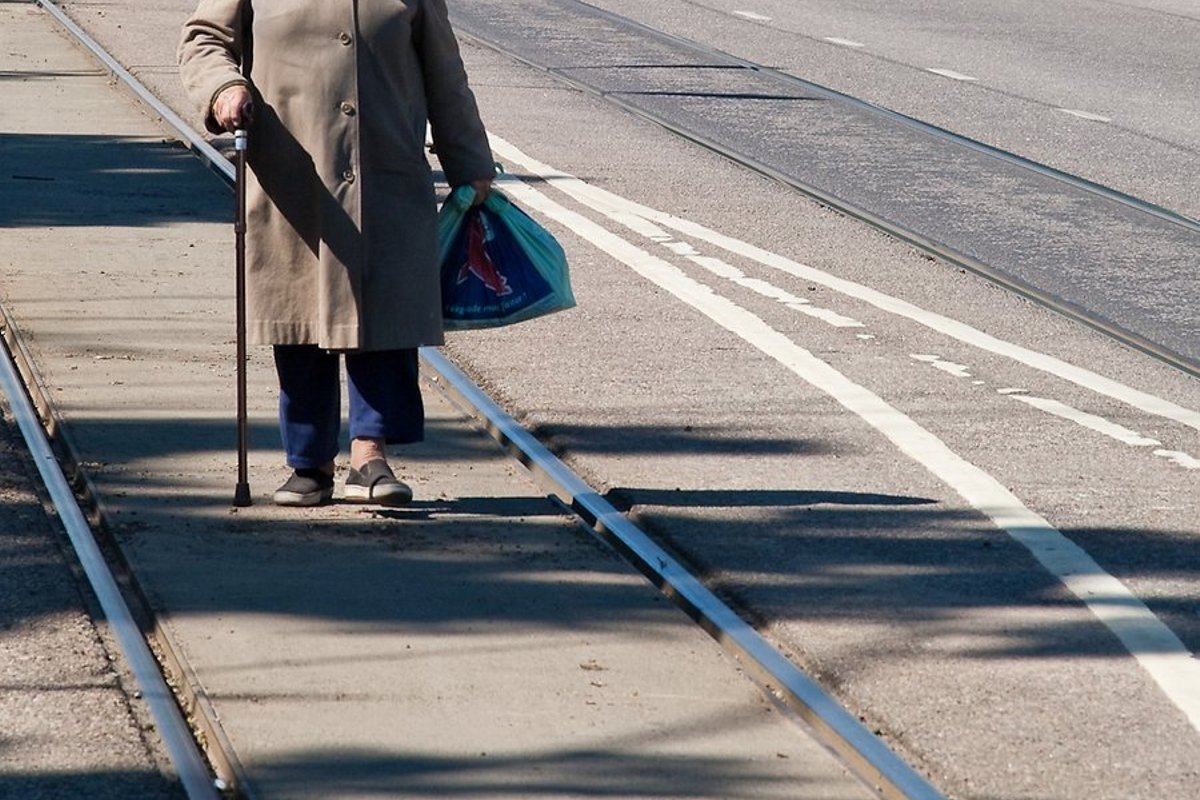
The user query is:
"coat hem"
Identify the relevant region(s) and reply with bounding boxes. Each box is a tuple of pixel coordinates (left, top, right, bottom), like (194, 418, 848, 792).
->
(249, 321, 445, 352)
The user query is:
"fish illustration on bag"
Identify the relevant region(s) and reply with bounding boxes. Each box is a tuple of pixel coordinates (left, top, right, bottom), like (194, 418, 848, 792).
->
(457, 213, 512, 297)
(437, 184, 574, 330)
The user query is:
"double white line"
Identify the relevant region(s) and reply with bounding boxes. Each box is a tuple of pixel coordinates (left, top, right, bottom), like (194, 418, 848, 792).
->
(483, 132, 1200, 733)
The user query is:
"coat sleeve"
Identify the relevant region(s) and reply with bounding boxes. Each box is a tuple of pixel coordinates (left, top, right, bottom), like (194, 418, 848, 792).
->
(178, 0, 251, 135)
(416, 0, 495, 187)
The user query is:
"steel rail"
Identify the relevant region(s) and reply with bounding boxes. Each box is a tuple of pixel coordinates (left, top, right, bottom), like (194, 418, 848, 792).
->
(452, 5, 1200, 381)
(31, 1, 947, 796)
(0, 337, 219, 799)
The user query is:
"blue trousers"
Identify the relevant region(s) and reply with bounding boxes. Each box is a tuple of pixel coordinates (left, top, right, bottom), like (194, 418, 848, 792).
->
(273, 345, 424, 469)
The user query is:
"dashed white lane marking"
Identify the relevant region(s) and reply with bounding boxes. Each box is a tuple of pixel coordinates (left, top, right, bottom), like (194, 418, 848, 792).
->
(636, 211, 864, 327)
(733, 10, 772, 22)
(497, 152, 1200, 436)
(911, 354, 972, 378)
(487, 134, 1200, 731)
(1011, 395, 1163, 447)
(1154, 450, 1200, 470)
(1059, 108, 1112, 123)
(926, 68, 979, 82)
(824, 37, 866, 48)
(921, 363, 1197, 467)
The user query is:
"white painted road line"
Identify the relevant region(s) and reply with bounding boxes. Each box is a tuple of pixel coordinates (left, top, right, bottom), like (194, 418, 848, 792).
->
(911, 353, 972, 378)
(926, 68, 979, 82)
(824, 37, 866, 48)
(1155, 450, 1200, 470)
(733, 10, 772, 22)
(486, 133, 1200, 732)
(1012, 394, 1163, 447)
(1059, 108, 1112, 123)
(664, 227, 864, 327)
(596, 196, 865, 328)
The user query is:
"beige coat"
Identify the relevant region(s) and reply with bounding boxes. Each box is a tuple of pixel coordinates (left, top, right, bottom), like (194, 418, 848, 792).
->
(178, 0, 495, 350)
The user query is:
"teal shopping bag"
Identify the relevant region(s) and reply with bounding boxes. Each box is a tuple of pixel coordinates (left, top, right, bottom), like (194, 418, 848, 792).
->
(437, 185, 575, 329)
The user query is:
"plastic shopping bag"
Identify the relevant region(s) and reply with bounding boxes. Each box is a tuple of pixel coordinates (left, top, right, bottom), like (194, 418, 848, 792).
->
(437, 185, 575, 330)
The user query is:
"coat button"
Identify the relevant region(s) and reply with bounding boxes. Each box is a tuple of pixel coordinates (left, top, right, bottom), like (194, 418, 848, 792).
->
(342, 169, 356, 183)
(338, 31, 352, 45)
(340, 101, 356, 116)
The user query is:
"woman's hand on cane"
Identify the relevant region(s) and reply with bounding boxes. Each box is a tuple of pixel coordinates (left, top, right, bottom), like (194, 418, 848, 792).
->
(213, 84, 255, 132)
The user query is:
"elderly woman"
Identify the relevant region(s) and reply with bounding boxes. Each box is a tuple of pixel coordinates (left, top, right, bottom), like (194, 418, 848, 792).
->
(179, 0, 494, 506)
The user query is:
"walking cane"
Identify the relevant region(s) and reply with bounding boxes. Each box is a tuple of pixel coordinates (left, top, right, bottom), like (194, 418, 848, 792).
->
(233, 128, 252, 507)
